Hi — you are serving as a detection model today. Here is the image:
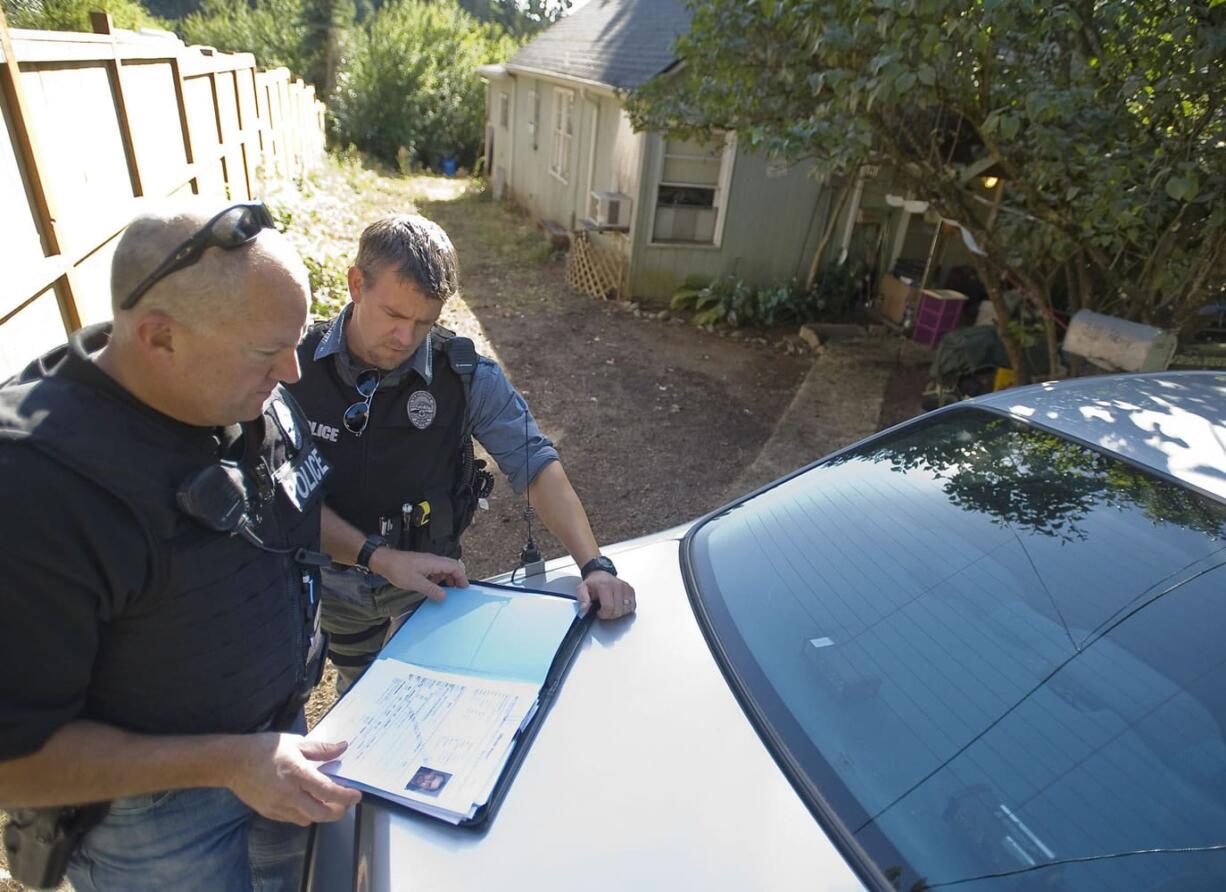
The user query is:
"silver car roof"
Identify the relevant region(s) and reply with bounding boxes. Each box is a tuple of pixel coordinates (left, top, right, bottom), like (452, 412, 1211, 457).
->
(969, 372, 1226, 501)
(313, 538, 870, 892)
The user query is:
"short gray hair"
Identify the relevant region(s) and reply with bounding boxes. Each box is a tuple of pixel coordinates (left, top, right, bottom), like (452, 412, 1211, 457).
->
(110, 202, 302, 327)
(354, 214, 459, 301)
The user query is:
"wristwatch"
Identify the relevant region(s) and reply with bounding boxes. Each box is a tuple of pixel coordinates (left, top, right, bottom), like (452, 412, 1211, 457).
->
(356, 534, 387, 573)
(579, 555, 617, 579)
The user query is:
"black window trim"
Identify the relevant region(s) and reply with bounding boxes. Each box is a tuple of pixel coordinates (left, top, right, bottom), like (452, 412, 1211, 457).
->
(678, 400, 1226, 892)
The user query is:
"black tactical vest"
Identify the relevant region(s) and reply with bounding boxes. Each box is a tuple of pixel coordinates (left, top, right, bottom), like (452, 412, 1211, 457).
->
(0, 326, 329, 736)
(288, 323, 485, 559)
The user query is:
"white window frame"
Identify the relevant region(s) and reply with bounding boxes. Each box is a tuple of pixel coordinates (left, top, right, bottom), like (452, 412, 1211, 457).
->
(549, 88, 575, 183)
(649, 131, 737, 248)
(526, 86, 539, 150)
(498, 91, 510, 129)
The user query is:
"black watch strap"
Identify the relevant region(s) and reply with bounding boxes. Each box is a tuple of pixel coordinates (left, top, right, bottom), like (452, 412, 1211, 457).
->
(356, 534, 387, 573)
(580, 555, 617, 579)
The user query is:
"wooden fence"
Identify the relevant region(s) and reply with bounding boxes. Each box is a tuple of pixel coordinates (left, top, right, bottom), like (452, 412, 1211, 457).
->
(0, 12, 326, 379)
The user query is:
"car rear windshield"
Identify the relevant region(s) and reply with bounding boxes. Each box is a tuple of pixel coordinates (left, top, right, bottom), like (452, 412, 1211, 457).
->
(685, 407, 1226, 892)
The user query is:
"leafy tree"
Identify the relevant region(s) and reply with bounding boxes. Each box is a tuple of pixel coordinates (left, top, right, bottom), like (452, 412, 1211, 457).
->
(146, 0, 570, 33)
(457, 0, 569, 36)
(3, 0, 164, 31)
(178, 0, 314, 75)
(329, 0, 516, 167)
(178, 0, 359, 91)
(300, 0, 356, 95)
(139, 0, 195, 20)
(627, 1, 1226, 383)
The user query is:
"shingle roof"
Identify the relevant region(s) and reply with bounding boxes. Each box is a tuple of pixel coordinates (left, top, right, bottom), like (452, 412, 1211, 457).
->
(507, 0, 691, 90)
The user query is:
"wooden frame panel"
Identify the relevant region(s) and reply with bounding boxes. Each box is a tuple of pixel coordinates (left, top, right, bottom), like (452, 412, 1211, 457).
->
(0, 13, 325, 360)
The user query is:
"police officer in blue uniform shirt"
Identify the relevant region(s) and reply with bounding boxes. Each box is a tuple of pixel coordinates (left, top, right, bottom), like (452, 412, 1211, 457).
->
(288, 214, 637, 690)
(0, 203, 366, 891)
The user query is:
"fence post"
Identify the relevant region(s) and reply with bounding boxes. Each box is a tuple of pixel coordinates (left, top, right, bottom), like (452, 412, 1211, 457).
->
(0, 6, 82, 332)
(206, 69, 229, 196)
(170, 50, 198, 194)
(91, 12, 144, 198)
(235, 67, 256, 199)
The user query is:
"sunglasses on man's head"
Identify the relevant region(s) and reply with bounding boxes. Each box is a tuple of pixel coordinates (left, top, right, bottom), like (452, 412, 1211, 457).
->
(343, 368, 382, 437)
(120, 202, 276, 311)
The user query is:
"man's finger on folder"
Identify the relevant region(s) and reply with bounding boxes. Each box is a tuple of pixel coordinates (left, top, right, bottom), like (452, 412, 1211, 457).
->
(297, 739, 363, 810)
(371, 550, 467, 599)
(299, 737, 351, 762)
(299, 773, 361, 820)
(228, 734, 360, 825)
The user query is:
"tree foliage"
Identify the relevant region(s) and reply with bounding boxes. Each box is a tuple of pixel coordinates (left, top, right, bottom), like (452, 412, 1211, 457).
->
(627, 0, 1226, 381)
(457, 0, 570, 37)
(329, 0, 516, 167)
(178, 0, 314, 73)
(152, 0, 569, 31)
(830, 413, 1226, 543)
(298, 0, 356, 94)
(2, 0, 164, 31)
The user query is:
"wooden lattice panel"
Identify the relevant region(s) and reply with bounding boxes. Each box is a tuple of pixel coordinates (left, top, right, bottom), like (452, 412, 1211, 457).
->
(566, 230, 627, 301)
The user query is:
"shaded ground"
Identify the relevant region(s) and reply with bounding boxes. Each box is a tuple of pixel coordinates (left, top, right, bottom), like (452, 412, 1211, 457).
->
(276, 159, 817, 584)
(271, 159, 822, 725)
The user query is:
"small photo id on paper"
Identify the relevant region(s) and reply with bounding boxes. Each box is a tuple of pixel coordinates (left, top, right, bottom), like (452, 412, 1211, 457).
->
(407, 766, 453, 797)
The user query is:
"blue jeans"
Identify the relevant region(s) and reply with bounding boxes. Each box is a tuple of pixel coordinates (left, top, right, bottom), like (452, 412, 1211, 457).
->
(66, 787, 308, 892)
(66, 717, 310, 892)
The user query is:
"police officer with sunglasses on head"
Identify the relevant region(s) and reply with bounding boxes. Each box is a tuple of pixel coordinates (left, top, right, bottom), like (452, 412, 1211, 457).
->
(287, 214, 637, 691)
(0, 202, 366, 892)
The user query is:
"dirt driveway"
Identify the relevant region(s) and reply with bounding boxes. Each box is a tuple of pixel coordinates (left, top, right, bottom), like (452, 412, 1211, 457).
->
(279, 162, 822, 582)
(270, 159, 926, 724)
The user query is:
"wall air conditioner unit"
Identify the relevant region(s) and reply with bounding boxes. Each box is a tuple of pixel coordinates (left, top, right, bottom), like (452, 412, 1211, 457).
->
(590, 191, 631, 230)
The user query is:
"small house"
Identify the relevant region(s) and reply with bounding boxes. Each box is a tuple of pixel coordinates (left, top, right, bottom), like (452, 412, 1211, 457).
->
(478, 0, 984, 312)
(477, 0, 832, 301)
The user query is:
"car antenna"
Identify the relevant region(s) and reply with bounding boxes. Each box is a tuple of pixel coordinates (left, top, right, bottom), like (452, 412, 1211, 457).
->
(515, 408, 545, 582)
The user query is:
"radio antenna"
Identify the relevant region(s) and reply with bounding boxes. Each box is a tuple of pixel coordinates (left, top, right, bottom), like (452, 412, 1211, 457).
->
(515, 407, 544, 581)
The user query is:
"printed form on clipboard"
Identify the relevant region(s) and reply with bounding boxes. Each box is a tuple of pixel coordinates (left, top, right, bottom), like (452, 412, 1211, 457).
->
(306, 581, 588, 826)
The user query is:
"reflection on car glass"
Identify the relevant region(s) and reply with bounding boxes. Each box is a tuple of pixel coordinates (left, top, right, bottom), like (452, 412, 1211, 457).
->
(689, 408, 1226, 891)
(825, 414, 1226, 542)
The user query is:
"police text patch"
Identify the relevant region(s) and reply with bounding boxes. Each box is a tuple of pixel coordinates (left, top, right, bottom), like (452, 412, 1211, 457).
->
(308, 419, 340, 443)
(275, 443, 330, 511)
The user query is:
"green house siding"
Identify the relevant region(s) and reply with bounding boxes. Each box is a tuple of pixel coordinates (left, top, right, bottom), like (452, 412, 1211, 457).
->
(628, 134, 830, 301)
(487, 74, 641, 264)
(486, 79, 894, 304)
(498, 77, 623, 230)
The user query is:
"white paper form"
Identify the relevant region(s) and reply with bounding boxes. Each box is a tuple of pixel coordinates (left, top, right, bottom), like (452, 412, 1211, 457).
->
(379, 583, 579, 685)
(309, 659, 539, 820)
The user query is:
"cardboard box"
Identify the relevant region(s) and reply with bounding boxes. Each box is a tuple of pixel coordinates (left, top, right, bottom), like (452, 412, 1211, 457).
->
(876, 273, 919, 325)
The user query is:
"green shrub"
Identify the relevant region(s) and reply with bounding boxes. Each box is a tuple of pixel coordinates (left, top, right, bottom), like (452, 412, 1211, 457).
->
(755, 280, 813, 326)
(457, 0, 570, 37)
(671, 275, 827, 329)
(178, 0, 313, 76)
(305, 254, 350, 317)
(3, 0, 164, 32)
(329, 0, 516, 169)
(810, 261, 864, 320)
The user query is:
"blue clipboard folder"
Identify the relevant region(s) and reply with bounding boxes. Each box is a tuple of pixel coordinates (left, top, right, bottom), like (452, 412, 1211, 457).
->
(379, 582, 579, 686)
(314, 580, 593, 829)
